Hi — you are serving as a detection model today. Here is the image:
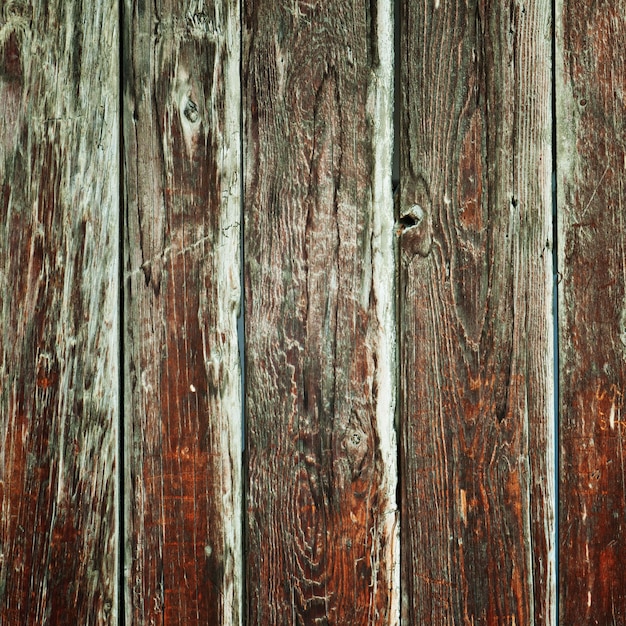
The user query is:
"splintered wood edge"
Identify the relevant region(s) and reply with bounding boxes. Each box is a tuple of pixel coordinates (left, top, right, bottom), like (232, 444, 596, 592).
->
(368, 1, 399, 621)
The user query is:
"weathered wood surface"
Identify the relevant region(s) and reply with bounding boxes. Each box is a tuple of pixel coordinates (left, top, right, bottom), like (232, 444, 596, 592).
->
(399, 1, 555, 623)
(243, 1, 398, 623)
(557, 1, 626, 622)
(123, 0, 242, 623)
(0, 1, 119, 623)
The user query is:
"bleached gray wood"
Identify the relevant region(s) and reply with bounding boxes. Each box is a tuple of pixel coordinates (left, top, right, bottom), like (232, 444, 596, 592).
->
(0, 1, 119, 623)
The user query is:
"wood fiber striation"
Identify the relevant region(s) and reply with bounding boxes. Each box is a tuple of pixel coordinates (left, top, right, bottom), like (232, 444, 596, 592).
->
(244, 1, 397, 623)
(400, 0, 554, 623)
(557, 0, 626, 621)
(123, 0, 242, 623)
(0, 1, 119, 623)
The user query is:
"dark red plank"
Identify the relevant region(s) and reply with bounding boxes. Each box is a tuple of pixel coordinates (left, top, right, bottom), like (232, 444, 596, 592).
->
(123, 0, 242, 623)
(400, 1, 555, 623)
(557, 0, 626, 622)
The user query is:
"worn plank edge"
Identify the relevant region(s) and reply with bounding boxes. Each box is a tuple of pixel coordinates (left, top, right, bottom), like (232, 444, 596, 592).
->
(370, 1, 400, 620)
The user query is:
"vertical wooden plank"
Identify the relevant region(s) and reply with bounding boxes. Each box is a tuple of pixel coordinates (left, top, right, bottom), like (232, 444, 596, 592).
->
(123, 0, 241, 623)
(400, 1, 555, 623)
(243, 1, 398, 623)
(0, 1, 119, 623)
(557, 1, 626, 621)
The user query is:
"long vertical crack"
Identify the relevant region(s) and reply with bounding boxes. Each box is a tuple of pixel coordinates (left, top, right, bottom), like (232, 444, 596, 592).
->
(551, 0, 560, 618)
(393, 0, 403, 621)
(118, 0, 126, 621)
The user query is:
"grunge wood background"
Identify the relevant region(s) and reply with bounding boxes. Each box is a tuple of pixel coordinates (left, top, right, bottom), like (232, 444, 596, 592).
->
(0, 0, 624, 624)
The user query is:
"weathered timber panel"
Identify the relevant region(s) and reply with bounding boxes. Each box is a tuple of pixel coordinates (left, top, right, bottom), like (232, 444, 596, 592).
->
(0, 1, 119, 624)
(557, 1, 626, 622)
(400, 1, 555, 623)
(243, 1, 398, 623)
(123, 0, 242, 623)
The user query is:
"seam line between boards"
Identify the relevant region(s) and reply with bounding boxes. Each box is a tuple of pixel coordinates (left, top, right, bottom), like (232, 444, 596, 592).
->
(118, 0, 126, 622)
(551, 0, 560, 620)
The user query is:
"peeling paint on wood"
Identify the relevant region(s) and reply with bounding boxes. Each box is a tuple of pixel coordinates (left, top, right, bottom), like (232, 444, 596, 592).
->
(0, 0, 119, 623)
(557, 0, 626, 622)
(400, 0, 555, 623)
(243, 0, 398, 623)
(122, 0, 242, 623)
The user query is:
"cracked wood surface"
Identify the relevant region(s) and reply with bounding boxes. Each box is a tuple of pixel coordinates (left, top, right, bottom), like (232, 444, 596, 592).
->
(557, 0, 626, 622)
(243, 1, 398, 623)
(399, 0, 555, 623)
(122, 0, 242, 623)
(0, 1, 119, 623)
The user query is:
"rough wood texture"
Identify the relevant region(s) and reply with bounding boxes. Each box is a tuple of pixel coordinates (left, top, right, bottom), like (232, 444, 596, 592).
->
(399, 1, 555, 623)
(123, 0, 242, 623)
(243, 1, 398, 623)
(0, 1, 119, 623)
(557, 1, 626, 621)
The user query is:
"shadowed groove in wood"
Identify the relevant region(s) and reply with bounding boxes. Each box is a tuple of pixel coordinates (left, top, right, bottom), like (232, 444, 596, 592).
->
(243, 0, 398, 623)
(399, 0, 555, 623)
(0, 1, 119, 623)
(123, 0, 242, 623)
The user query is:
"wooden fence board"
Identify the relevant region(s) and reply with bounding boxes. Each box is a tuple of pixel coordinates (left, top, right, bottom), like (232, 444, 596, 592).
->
(122, 0, 242, 623)
(0, 1, 119, 623)
(399, 1, 555, 623)
(6, 4, 626, 622)
(557, 0, 626, 622)
(243, 1, 398, 623)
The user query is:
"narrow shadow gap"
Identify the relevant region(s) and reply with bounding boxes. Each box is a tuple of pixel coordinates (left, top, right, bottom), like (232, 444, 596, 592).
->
(392, 0, 400, 197)
(239, 4, 247, 623)
(393, 0, 402, 623)
(118, 0, 126, 622)
(551, 0, 560, 620)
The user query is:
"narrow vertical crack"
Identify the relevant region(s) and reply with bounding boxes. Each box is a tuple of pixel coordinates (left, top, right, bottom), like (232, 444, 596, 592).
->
(118, 0, 126, 622)
(551, 0, 560, 620)
(239, 2, 247, 622)
(393, 0, 402, 620)
(392, 0, 401, 198)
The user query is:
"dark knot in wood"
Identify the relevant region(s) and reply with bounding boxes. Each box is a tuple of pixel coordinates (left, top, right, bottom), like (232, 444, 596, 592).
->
(184, 98, 200, 123)
(397, 203, 432, 259)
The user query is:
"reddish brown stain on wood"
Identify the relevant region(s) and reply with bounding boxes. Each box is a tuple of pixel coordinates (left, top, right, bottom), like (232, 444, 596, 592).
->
(243, 1, 396, 623)
(123, 0, 241, 623)
(400, 1, 554, 624)
(557, 0, 626, 622)
(0, 1, 119, 623)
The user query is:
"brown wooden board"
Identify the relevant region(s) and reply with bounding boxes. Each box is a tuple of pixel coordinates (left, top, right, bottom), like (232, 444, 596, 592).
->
(0, 1, 119, 623)
(399, 1, 555, 623)
(243, 1, 398, 623)
(122, 0, 242, 623)
(557, 0, 626, 621)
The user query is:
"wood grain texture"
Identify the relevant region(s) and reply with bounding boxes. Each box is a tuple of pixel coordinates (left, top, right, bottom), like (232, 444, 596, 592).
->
(123, 0, 242, 623)
(0, 1, 119, 623)
(243, 1, 398, 623)
(399, 1, 554, 623)
(557, 1, 626, 622)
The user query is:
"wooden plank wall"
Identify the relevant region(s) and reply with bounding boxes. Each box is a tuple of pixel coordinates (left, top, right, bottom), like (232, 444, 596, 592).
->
(122, 0, 241, 623)
(0, 1, 119, 623)
(399, 0, 555, 623)
(243, 1, 398, 623)
(3, 0, 626, 623)
(557, 0, 626, 622)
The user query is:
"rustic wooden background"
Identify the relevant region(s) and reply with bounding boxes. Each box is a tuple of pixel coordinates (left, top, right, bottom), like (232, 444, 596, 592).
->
(1, 0, 624, 624)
